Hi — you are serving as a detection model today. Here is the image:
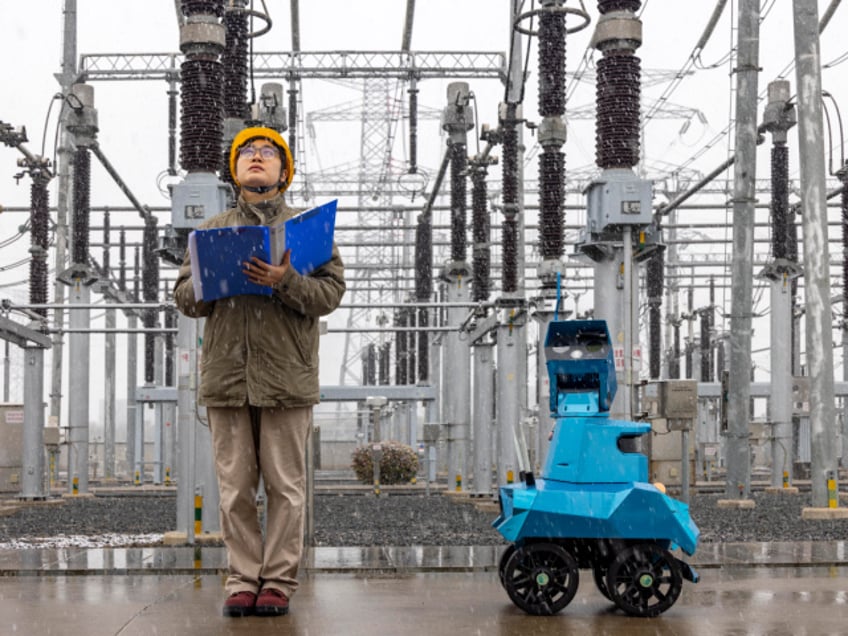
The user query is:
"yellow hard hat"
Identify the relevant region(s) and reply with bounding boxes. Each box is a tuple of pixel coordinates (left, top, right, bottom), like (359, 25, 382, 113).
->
(229, 126, 295, 193)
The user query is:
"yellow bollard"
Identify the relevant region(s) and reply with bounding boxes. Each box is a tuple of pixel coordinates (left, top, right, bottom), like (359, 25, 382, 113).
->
(455, 474, 462, 492)
(164, 467, 171, 486)
(194, 492, 203, 535)
(506, 470, 514, 485)
(134, 470, 141, 486)
(782, 470, 789, 488)
(827, 471, 838, 509)
(72, 476, 79, 495)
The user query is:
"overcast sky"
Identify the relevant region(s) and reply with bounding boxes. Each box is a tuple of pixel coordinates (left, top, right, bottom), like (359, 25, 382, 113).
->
(2, 1, 848, 420)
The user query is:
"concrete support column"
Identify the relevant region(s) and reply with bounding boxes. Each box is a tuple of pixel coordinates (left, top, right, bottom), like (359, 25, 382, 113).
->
(443, 271, 471, 490)
(20, 346, 46, 499)
(176, 314, 197, 539)
(103, 307, 116, 478)
(152, 333, 165, 484)
(472, 340, 495, 494)
(534, 311, 555, 470)
(792, 0, 839, 508)
(725, 0, 760, 499)
(594, 254, 639, 421)
(126, 313, 138, 480)
(67, 282, 91, 494)
(496, 313, 527, 485)
(770, 278, 794, 487)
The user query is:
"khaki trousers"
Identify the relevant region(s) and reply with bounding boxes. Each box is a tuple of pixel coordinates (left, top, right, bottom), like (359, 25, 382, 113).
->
(207, 405, 311, 598)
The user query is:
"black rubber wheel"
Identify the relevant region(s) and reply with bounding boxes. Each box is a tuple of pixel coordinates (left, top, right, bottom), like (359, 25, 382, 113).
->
(502, 542, 579, 616)
(498, 544, 517, 587)
(592, 563, 612, 600)
(607, 543, 682, 617)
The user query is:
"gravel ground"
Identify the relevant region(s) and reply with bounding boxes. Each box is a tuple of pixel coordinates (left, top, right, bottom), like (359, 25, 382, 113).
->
(1, 490, 846, 548)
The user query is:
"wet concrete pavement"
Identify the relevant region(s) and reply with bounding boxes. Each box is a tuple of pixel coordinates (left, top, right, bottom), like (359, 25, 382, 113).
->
(1, 543, 847, 635)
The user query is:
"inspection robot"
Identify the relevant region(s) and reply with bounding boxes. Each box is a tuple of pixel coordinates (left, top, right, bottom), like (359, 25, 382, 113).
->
(492, 319, 699, 617)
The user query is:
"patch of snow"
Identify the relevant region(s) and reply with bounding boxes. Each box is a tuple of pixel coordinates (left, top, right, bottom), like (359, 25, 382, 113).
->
(0, 533, 164, 549)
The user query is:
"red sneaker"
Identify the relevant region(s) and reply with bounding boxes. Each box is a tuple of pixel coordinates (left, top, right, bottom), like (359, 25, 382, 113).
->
(255, 588, 289, 616)
(222, 591, 256, 617)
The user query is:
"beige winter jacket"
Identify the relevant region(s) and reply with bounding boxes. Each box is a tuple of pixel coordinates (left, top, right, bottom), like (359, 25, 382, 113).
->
(173, 194, 346, 408)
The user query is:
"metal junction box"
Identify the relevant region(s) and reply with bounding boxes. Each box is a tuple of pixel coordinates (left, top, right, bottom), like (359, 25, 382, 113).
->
(0, 403, 24, 493)
(585, 168, 653, 232)
(658, 380, 698, 419)
(170, 172, 231, 230)
(640, 379, 698, 431)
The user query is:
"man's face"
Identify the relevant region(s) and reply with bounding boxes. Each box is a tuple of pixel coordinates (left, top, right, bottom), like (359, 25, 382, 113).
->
(235, 139, 286, 190)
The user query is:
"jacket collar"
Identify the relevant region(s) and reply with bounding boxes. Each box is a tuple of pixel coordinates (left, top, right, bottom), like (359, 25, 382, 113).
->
(237, 194, 286, 225)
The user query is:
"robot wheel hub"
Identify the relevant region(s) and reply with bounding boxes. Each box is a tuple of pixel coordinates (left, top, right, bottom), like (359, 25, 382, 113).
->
(638, 572, 655, 588)
(534, 570, 552, 586)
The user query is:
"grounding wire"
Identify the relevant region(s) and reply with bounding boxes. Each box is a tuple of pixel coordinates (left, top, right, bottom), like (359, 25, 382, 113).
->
(0, 232, 26, 250)
(821, 91, 844, 175)
(40, 93, 63, 159)
(643, 0, 729, 126)
(678, 1, 841, 175)
(823, 50, 848, 68)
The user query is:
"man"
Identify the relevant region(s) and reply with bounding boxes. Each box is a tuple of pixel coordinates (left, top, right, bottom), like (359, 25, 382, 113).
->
(173, 126, 345, 617)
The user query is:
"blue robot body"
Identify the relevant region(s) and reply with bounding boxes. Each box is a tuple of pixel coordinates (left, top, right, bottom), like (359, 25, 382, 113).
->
(493, 319, 700, 617)
(544, 417, 650, 483)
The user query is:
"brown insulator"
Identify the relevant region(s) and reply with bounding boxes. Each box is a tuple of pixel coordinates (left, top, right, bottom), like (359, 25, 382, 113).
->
(598, 0, 641, 13)
(501, 115, 519, 293)
(180, 58, 224, 173)
(771, 144, 789, 260)
(595, 53, 641, 168)
(181, 0, 224, 17)
(222, 9, 249, 119)
(538, 9, 566, 118)
(417, 307, 429, 382)
(502, 216, 519, 294)
(379, 342, 391, 386)
(395, 309, 408, 385)
(406, 306, 416, 383)
(72, 148, 90, 266)
(700, 309, 712, 382)
(29, 176, 50, 315)
(646, 244, 663, 378)
(538, 149, 565, 262)
(450, 142, 468, 263)
(363, 343, 377, 385)
(415, 216, 433, 301)
(142, 219, 160, 384)
(471, 168, 491, 302)
(669, 321, 680, 379)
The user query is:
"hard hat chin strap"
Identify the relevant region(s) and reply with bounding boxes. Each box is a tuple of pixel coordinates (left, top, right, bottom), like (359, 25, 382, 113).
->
(241, 184, 280, 194)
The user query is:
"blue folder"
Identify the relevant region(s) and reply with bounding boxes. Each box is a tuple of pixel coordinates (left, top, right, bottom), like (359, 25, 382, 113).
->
(189, 199, 337, 302)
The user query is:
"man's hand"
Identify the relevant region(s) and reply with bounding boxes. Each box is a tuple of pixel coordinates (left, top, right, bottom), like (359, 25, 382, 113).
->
(243, 249, 291, 287)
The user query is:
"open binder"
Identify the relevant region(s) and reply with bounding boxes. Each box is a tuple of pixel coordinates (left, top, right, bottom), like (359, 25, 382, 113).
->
(189, 199, 337, 302)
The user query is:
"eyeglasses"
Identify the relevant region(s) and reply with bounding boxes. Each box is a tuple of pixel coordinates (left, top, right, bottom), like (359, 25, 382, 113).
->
(238, 145, 280, 161)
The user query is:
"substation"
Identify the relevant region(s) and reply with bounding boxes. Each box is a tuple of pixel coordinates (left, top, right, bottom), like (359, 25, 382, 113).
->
(3, 0, 848, 540)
